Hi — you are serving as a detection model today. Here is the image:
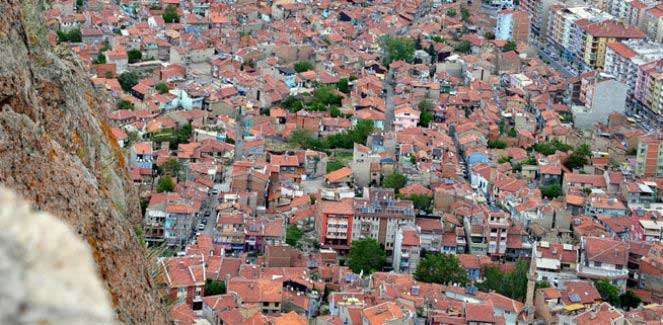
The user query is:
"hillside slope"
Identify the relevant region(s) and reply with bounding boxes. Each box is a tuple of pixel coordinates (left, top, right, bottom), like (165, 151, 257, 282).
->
(0, 1, 166, 323)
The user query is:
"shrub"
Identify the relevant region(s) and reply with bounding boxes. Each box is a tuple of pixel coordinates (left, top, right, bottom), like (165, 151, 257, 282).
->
(156, 176, 175, 193)
(294, 60, 314, 73)
(127, 49, 142, 64)
(162, 4, 180, 23)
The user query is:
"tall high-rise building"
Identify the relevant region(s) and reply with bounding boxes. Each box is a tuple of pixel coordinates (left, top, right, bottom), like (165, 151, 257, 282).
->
(495, 9, 531, 45)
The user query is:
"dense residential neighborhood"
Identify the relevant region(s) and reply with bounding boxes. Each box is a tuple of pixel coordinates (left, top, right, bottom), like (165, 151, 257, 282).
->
(42, 0, 663, 324)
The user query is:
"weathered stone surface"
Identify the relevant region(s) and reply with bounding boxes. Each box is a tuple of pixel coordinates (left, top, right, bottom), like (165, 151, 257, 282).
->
(0, 187, 115, 324)
(0, 0, 166, 323)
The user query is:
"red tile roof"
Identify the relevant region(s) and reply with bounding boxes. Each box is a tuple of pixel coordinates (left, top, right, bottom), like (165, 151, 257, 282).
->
(576, 19, 645, 39)
(607, 42, 636, 59)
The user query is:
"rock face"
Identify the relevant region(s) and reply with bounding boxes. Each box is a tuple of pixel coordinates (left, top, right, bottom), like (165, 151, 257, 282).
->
(0, 188, 115, 324)
(0, 1, 166, 323)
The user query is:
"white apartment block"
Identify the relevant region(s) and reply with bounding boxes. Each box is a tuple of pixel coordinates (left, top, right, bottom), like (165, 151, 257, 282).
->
(604, 39, 663, 95)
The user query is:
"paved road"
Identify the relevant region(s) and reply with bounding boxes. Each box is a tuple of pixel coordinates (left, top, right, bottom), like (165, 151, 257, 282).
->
(382, 0, 431, 131)
(233, 109, 245, 161)
(537, 48, 577, 78)
(384, 70, 395, 131)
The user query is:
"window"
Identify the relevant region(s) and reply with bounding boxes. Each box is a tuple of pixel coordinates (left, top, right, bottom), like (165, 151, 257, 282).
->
(177, 287, 186, 303)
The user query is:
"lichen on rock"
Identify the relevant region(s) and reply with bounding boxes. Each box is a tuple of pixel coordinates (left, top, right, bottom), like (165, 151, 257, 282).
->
(0, 0, 167, 323)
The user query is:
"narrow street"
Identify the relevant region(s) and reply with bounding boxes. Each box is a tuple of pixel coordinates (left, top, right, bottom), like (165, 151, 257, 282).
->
(382, 0, 431, 131)
(384, 70, 395, 131)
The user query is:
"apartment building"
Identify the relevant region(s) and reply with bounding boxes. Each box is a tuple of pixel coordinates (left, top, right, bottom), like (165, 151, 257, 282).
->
(606, 0, 656, 26)
(144, 192, 199, 248)
(521, 0, 559, 41)
(642, 3, 663, 42)
(487, 211, 509, 258)
(392, 226, 421, 273)
(352, 188, 416, 252)
(571, 72, 627, 128)
(634, 59, 663, 120)
(495, 9, 530, 45)
(577, 237, 629, 289)
(317, 198, 355, 252)
(635, 133, 663, 177)
(547, 6, 613, 57)
(604, 40, 663, 96)
(161, 255, 206, 307)
(215, 213, 245, 252)
(574, 19, 645, 69)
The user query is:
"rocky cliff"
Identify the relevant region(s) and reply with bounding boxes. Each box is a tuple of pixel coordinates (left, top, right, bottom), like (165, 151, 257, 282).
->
(0, 0, 166, 323)
(0, 187, 115, 324)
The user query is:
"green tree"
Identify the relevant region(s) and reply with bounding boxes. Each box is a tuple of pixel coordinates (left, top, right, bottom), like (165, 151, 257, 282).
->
(126, 131, 140, 147)
(407, 194, 432, 214)
(162, 4, 180, 23)
(522, 157, 538, 166)
(498, 120, 506, 134)
(454, 40, 472, 54)
(501, 261, 529, 301)
(507, 127, 518, 137)
(460, 7, 470, 22)
(288, 129, 319, 149)
(498, 156, 512, 164)
(286, 225, 303, 247)
(127, 49, 142, 63)
(383, 172, 408, 193)
(479, 261, 529, 301)
(348, 239, 386, 275)
(619, 291, 642, 310)
(488, 140, 507, 149)
(57, 28, 82, 43)
(330, 106, 343, 118)
(540, 183, 562, 199)
(68, 28, 82, 42)
(176, 123, 192, 145)
(564, 144, 591, 170)
(337, 77, 351, 94)
(446, 8, 457, 17)
(117, 99, 134, 110)
(155, 82, 169, 94)
(294, 60, 314, 73)
(431, 35, 444, 43)
(484, 31, 495, 40)
(536, 280, 551, 289)
(94, 53, 107, 64)
(502, 40, 517, 52)
(381, 36, 416, 67)
(156, 176, 175, 193)
(117, 72, 139, 92)
(418, 99, 434, 127)
(532, 140, 572, 155)
(595, 280, 620, 306)
(159, 158, 181, 177)
(204, 279, 226, 296)
(326, 160, 345, 173)
(414, 253, 468, 286)
(479, 266, 504, 292)
(281, 95, 305, 112)
(312, 86, 343, 107)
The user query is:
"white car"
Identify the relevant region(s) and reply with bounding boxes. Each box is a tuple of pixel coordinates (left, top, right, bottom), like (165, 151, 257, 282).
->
(197, 224, 205, 231)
